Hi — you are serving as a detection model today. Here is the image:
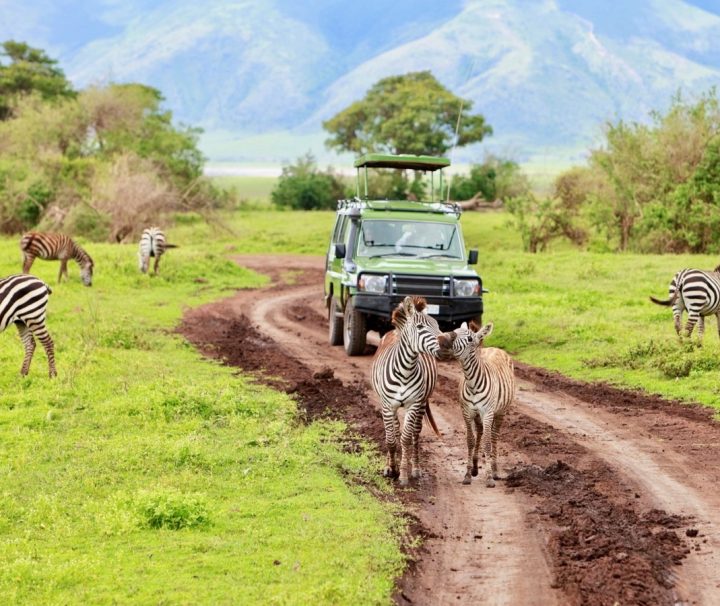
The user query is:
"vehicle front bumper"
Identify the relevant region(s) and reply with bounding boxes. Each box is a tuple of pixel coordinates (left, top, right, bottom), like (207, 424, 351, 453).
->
(352, 293, 483, 326)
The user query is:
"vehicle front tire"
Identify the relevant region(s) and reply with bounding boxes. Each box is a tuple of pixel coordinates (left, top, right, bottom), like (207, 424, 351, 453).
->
(343, 299, 367, 356)
(328, 296, 343, 346)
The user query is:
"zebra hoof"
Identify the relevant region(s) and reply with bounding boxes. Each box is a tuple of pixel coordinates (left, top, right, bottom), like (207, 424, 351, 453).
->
(383, 467, 395, 478)
(399, 477, 409, 487)
(462, 475, 472, 485)
(410, 469, 421, 480)
(471, 467, 479, 477)
(485, 478, 496, 488)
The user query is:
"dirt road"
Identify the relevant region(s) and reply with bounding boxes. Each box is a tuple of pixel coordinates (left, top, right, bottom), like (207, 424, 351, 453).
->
(180, 255, 720, 605)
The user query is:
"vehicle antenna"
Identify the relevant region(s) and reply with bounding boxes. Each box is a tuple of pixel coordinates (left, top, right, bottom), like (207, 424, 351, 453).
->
(446, 56, 479, 203)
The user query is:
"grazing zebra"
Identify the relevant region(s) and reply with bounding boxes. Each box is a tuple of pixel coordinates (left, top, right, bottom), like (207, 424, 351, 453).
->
(650, 266, 720, 342)
(20, 232, 94, 287)
(445, 321, 515, 487)
(371, 296, 453, 486)
(138, 227, 176, 275)
(0, 274, 56, 377)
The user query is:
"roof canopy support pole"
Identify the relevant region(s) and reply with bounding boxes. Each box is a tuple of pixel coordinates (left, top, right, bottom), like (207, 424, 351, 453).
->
(431, 171, 434, 202)
(439, 170, 444, 201)
(356, 168, 360, 198)
(364, 166, 368, 198)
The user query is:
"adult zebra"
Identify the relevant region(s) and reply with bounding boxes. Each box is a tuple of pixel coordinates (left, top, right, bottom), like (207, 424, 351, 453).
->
(650, 266, 720, 342)
(20, 232, 94, 287)
(371, 296, 454, 486)
(138, 227, 176, 275)
(0, 274, 56, 377)
(445, 321, 515, 487)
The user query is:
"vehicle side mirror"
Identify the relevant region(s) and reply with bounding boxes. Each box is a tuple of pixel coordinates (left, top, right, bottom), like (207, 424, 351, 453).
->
(468, 249, 478, 265)
(335, 243, 346, 259)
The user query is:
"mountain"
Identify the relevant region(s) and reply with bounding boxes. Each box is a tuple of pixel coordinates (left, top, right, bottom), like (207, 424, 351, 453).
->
(2, 0, 720, 165)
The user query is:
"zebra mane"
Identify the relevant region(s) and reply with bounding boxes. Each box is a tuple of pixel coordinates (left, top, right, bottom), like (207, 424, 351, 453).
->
(714, 264, 720, 273)
(391, 296, 427, 329)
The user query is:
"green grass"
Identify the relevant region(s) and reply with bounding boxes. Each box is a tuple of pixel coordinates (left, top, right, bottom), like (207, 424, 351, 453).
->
(0, 236, 403, 604)
(211, 175, 277, 205)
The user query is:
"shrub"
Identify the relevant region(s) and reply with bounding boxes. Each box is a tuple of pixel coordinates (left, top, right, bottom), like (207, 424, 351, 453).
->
(137, 491, 210, 530)
(272, 153, 347, 210)
(449, 156, 529, 202)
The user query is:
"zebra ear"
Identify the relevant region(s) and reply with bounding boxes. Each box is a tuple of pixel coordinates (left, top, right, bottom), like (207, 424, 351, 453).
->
(475, 322, 494, 342)
(460, 322, 468, 331)
(402, 296, 416, 316)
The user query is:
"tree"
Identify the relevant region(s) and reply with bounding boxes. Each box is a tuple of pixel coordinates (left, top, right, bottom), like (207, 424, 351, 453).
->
(323, 71, 491, 156)
(0, 40, 75, 120)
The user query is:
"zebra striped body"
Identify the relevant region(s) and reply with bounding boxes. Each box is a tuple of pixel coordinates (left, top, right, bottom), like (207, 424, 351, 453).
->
(20, 232, 94, 287)
(447, 322, 515, 487)
(371, 296, 451, 486)
(650, 267, 720, 342)
(138, 227, 169, 275)
(0, 274, 56, 377)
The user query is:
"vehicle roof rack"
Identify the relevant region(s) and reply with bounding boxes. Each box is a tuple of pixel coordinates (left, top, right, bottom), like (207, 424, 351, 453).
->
(337, 198, 461, 216)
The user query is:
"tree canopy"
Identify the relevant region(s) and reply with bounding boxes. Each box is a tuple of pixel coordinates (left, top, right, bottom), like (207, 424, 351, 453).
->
(0, 40, 75, 120)
(323, 71, 491, 156)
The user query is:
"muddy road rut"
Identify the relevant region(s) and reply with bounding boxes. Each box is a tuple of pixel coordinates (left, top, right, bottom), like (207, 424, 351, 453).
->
(180, 255, 720, 606)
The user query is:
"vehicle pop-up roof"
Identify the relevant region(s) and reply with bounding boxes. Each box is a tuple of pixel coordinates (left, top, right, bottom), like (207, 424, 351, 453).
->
(354, 153, 450, 202)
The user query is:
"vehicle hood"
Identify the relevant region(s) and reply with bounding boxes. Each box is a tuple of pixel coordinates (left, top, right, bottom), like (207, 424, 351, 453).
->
(355, 256, 477, 277)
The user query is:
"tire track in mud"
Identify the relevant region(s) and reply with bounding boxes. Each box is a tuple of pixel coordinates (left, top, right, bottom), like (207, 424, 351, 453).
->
(180, 255, 720, 605)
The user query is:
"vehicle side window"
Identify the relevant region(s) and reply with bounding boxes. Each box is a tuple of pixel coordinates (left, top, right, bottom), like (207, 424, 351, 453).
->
(338, 216, 350, 243)
(331, 215, 343, 243)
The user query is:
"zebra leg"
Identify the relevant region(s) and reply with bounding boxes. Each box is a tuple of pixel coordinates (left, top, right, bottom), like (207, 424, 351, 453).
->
(462, 412, 476, 485)
(382, 406, 399, 479)
(685, 312, 699, 340)
(29, 323, 56, 378)
(490, 415, 505, 480)
(58, 259, 68, 284)
(16, 323, 36, 376)
(22, 254, 35, 274)
(481, 413, 496, 487)
(153, 256, 161, 275)
(697, 316, 705, 346)
(472, 415, 483, 477)
(409, 404, 424, 480)
(399, 407, 421, 486)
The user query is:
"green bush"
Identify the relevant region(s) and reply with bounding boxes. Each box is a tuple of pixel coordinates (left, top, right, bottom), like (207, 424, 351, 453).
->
(271, 153, 347, 210)
(138, 491, 210, 530)
(450, 156, 529, 201)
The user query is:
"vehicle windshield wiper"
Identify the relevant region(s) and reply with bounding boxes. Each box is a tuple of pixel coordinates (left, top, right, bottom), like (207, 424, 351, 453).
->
(369, 252, 417, 258)
(421, 253, 460, 259)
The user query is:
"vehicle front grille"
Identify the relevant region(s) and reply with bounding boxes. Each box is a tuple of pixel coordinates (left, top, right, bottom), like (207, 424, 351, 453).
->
(391, 274, 450, 297)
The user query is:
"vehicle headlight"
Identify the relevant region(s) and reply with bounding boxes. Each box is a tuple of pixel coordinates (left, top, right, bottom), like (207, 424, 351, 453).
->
(358, 274, 388, 293)
(453, 278, 480, 297)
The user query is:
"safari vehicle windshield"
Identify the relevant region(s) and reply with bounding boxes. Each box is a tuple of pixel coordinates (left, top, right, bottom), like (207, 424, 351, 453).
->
(357, 220, 463, 259)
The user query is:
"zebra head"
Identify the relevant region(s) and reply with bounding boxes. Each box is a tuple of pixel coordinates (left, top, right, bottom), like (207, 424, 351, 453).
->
(392, 296, 448, 357)
(448, 321, 494, 361)
(81, 261, 93, 287)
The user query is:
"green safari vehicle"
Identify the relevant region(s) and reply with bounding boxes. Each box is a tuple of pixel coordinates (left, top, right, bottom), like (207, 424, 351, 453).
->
(324, 153, 484, 356)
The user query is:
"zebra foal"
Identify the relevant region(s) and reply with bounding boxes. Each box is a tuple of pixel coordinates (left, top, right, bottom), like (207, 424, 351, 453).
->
(444, 321, 515, 487)
(650, 266, 720, 343)
(371, 296, 454, 486)
(0, 275, 56, 377)
(138, 227, 176, 275)
(20, 232, 94, 287)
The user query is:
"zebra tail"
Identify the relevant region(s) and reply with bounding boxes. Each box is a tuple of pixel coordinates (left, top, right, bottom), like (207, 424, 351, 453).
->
(46, 285, 52, 295)
(649, 295, 672, 306)
(164, 243, 179, 249)
(424, 401, 441, 438)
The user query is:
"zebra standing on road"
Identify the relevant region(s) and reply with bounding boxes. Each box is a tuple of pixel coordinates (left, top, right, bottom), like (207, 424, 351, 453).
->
(139, 227, 175, 275)
(371, 296, 453, 486)
(0, 274, 56, 377)
(20, 232, 94, 287)
(650, 266, 720, 342)
(445, 321, 515, 487)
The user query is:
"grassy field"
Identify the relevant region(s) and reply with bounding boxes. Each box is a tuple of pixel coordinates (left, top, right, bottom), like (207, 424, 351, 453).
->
(191, 208, 720, 412)
(4, 205, 720, 603)
(0, 232, 403, 604)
